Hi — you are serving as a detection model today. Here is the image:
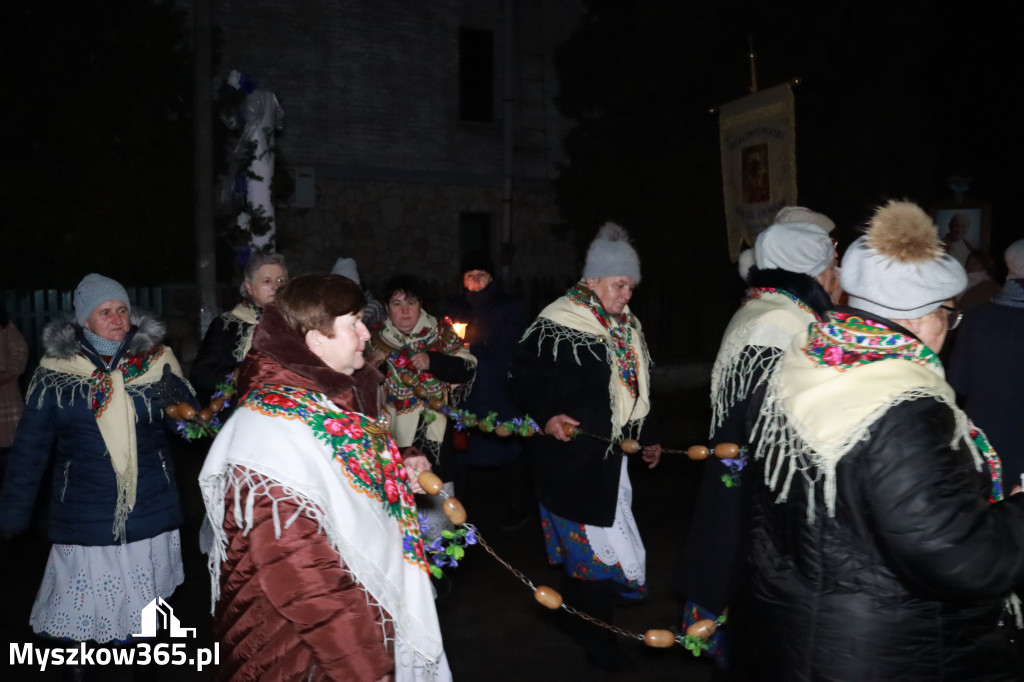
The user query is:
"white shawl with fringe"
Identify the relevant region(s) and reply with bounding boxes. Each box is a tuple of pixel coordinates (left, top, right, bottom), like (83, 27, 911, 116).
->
(200, 394, 451, 682)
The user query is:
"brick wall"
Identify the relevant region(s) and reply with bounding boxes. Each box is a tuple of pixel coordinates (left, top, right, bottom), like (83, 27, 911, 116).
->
(209, 0, 585, 284)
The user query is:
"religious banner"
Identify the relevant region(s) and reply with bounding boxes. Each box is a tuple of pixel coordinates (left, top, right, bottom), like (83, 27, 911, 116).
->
(718, 83, 797, 261)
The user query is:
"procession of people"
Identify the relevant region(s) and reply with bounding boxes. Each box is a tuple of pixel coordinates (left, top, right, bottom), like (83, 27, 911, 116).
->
(1, 205, 1023, 681)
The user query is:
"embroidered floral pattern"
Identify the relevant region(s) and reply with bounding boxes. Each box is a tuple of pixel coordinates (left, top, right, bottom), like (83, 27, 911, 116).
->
(971, 425, 1003, 503)
(243, 385, 430, 573)
(375, 320, 463, 415)
(539, 507, 646, 597)
(384, 348, 445, 414)
(799, 312, 1005, 502)
(88, 346, 167, 416)
(803, 311, 940, 372)
(566, 284, 641, 396)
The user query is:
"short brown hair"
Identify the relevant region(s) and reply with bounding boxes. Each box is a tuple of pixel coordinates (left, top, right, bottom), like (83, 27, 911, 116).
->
(273, 274, 365, 337)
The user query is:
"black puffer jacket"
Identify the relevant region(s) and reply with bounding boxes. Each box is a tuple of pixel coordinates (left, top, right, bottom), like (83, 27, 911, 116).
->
(734, 397, 1024, 681)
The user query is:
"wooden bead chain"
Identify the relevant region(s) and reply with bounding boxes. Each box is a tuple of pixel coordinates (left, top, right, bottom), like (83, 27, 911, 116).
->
(414, 469, 721, 652)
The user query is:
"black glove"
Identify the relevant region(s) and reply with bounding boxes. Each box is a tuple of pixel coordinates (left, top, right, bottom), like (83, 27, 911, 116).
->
(152, 364, 201, 413)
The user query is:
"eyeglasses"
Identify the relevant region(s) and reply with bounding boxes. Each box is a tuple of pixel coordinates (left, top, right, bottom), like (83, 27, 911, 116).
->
(939, 304, 963, 331)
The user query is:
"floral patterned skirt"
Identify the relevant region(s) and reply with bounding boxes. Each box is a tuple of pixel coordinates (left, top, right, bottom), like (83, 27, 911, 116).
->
(539, 459, 646, 600)
(30, 530, 184, 643)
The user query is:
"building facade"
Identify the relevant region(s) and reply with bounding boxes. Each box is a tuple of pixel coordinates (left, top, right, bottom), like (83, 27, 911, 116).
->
(210, 0, 584, 290)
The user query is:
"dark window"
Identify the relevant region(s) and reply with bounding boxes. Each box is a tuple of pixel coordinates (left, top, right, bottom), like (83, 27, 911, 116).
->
(459, 28, 494, 122)
(460, 212, 491, 258)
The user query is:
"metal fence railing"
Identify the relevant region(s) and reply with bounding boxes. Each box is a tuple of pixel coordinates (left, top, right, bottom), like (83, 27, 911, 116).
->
(2, 288, 165, 373)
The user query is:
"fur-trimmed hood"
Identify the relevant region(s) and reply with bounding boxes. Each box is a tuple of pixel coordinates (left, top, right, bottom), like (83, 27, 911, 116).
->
(41, 312, 167, 359)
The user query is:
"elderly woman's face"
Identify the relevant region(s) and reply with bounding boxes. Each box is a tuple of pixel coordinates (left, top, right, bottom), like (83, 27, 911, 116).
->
(85, 299, 130, 343)
(245, 264, 288, 308)
(306, 313, 371, 375)
(586, 276, 636, 316)
(387, 290, 422, 333)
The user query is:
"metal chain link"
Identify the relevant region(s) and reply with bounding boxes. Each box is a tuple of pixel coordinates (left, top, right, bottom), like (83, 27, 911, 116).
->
(463, 521, 647, 643)
(432, 454, 702, 649)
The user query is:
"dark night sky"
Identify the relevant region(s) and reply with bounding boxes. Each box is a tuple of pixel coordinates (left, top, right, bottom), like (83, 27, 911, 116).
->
(1, 2, 1021, 288)
(551, 0, 1023, 288)
(707, 2, 1021, 247)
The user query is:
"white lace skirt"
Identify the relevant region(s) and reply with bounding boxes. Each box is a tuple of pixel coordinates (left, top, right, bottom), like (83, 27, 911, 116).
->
(30, 530, 184, 643)
(586, 458, 646, 585)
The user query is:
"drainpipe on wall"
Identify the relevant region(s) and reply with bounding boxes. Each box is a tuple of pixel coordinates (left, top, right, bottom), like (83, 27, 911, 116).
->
(501, 0, 515, 281)
(193, 0, 218, 337)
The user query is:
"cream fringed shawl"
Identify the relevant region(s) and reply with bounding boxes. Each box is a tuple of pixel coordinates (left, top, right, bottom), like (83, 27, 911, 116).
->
(30, 348, 182, 542)
(372, 311, 476, 457)
(754, 311, 981, 522)
(222, 300, 261, 362)
(526, 284, 652, 447)
(709, 289, 818, 437)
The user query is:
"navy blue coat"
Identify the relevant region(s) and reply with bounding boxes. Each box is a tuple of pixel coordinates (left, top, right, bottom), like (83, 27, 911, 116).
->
(460, 283, 528, 467)
(948, 291, 1024, 491)
(0, 316, 186, 546)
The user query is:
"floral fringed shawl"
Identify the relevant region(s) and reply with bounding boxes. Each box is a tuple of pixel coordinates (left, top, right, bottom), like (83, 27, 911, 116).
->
(755, 311, 989, 521)
(523, 283, 652, 449)
(200, 384, 450, 681)
(371, 311, 476, 458)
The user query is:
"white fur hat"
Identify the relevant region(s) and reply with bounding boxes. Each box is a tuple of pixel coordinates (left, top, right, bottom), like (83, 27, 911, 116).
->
(841, 201, 966, 319)
(754, 221, 834, 277)
(582, 223, 641, 283)
(1004, 239, 1024, 280)
(331, 257, 361, 285)
(737, 248, 756, 282)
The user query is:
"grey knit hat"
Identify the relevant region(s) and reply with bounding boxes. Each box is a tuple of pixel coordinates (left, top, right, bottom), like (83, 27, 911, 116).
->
(1005, 239, 1024, 280)
(754, 221, 835, 277)
(774, 205, 836, 234)
(74, 273, 131, 326)
(331, 257, 361, 285)
(841, 201, 966, 319)
(582, 223, 641, 283)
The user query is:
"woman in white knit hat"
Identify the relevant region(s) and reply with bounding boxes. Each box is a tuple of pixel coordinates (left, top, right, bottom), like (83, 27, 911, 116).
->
(734, 201, 1024, 680)
(509, 223, 661, 671)
(678, 219, 839, 673)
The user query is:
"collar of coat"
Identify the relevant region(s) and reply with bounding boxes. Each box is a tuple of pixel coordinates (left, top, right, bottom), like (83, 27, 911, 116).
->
(237, 303, 383, 419)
